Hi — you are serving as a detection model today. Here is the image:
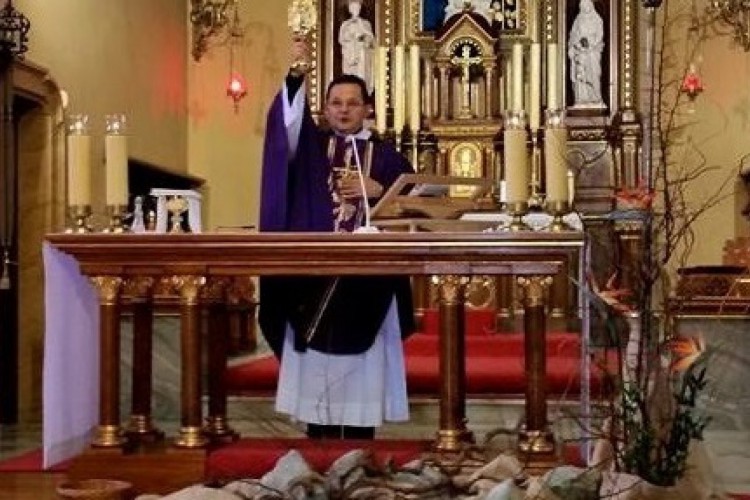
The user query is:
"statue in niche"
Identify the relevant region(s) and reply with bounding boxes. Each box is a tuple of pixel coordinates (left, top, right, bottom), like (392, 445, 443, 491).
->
(444, 0, 494, 24)
(568, 0, 605, 106)
(339, 0, 375, 94)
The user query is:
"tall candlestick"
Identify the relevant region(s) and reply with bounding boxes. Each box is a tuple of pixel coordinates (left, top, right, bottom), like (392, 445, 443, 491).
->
(375, 46, 388, 134)
(105, 114, 129, 207)
(547, 43, 559, 109)
(392, 45, 405, 134)
(409, 44, 421, 133)
(529, 43, 541, 130)
(66, 114, 92, 207)
(512, 43, 524, 112)
(504, 111, 529, 204)
(544, 109, 568, 203)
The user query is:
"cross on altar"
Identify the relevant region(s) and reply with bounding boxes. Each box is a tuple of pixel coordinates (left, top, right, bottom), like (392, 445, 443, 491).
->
(451, 45, 483, 118)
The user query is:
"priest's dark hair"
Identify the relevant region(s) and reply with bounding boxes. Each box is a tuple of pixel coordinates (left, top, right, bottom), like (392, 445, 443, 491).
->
(326, 74, 371, 104)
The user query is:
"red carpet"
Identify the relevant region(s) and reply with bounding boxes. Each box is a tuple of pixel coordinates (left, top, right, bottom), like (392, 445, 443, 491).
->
(0, 448, 70, 472)
(226, 308, 615, 398)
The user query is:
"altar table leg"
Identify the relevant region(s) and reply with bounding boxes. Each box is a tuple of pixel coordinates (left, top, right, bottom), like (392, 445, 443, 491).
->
(517, 276, 556, 465)
(204, 300, 238, 443)
(125, 278, 164, 444)
(173, 276, 207, 448)
(90, 276, 126, 448)
(434, 275, 473, 452)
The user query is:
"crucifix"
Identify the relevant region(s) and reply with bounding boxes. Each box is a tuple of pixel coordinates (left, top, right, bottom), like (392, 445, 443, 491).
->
(451, 45, 483, 118)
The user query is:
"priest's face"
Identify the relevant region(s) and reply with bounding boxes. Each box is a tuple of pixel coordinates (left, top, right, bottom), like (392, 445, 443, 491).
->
(324, 82, 371, 135)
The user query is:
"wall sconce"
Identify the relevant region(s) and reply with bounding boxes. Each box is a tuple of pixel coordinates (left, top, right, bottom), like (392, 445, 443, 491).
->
(190, 0, 237, 61)
(710, 0, 750, 51)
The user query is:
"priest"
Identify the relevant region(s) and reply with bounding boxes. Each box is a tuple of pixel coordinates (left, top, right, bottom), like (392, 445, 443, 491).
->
(258, 36, 415, 440)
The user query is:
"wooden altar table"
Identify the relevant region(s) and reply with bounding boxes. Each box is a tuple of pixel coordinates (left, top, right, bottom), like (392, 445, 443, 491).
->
(46, 231, 584, 461)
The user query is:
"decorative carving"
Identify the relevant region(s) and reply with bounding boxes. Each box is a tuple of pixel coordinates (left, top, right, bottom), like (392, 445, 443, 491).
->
(432, 275, 470, 305)
(201, 276, 231, 302)
(517, 275, 553, 307)
(89, 276, 123, 305)
(122, 277, 154, 300)
(619, 0, 637, 111)
(227, 275, 256, 304)
(172, 275, 206, 305)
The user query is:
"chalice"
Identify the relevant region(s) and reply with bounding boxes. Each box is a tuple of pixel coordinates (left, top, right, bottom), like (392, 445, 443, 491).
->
(165, 195, 189, 233)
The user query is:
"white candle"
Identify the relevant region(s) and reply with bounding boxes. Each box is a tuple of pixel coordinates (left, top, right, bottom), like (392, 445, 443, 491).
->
(544, 127, 568, 203)
(547, 43, 559, 109)
(504, 128, 529, 204)
(392, 45, 405, 134)
(375, 46, 388, 134)
(67, 132, 92, 207)
(512, 43, 524, 112)
(409, 44, 421, 133)
(529, 43, 541, 130)
(105, 134, 128, 206)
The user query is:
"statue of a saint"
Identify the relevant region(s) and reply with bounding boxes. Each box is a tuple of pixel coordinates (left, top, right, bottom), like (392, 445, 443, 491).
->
(339, 0, 376, 94)
(444, 0, 494, 23)
(567, 0, 604, 106)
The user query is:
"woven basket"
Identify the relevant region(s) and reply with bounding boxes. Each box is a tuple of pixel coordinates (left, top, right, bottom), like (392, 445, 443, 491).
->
(56, 479, 132, 500)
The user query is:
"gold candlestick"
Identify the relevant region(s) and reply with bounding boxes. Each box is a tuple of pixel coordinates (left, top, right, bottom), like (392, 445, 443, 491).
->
(547, 200, 573, 232)
(507, 201, 530, 231)
(287, 0, 317, 73)
(66, 204, 92, 234)
(104, 204, 128, 233)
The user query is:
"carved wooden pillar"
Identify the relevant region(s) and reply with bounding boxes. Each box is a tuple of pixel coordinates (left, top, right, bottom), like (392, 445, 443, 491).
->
(517, 275, 556, 462)
(438, 65, 450, 120)
(483, 64, 495, 120)
(203, 277, 239, 443)
(173, 275, 207, 448)
(90, 276, 126, 448)
(434, 275, 473, 452)
(123, 277, 163, 444)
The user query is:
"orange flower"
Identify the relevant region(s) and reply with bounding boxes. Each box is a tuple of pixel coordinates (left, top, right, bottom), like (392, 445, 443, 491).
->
(615, 181, 655, 210)
(590, 271, 633, 314)
(667, 334, 705, 372)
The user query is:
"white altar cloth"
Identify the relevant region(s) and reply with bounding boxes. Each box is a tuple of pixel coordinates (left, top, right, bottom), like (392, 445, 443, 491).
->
(42, 242, 99, 468)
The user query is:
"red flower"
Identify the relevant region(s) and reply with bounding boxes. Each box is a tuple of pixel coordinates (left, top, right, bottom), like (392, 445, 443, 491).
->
(590, 271, 633, 314)
(614, 181, 654, 210)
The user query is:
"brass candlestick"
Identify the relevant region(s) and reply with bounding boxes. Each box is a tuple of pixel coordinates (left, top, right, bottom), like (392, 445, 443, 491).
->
(546, 200, 573, 231)
(507, 201, 530, 231)
(528, 128, 545, 210)
(104, 204, 128, 233)
(66, 204, 92, 233)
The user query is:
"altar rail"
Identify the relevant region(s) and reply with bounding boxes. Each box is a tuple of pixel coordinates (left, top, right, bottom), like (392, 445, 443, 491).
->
(46, 231, 584, 464)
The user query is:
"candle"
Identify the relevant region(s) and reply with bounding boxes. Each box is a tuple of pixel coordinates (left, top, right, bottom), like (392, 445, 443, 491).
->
(375, 46, 388, 134)
(512, 43, 524, 112)
(66, 115, 92, 207)
(545, 127, 568, 203)
(504, 112, 529, 204)
(409, 44, 421, 133)
(105, 114, 128, 207)
(547, 43, 559, 109)
(392, 45, 405, 134)
(529, 43, 541, 130)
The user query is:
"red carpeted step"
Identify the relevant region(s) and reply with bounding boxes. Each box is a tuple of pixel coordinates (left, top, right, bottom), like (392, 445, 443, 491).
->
(206, 438, 432, 481)
(225, 331, 616, 398)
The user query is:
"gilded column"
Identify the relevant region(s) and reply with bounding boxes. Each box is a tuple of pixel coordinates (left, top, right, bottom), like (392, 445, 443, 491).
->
(433, 275, 473, 452)
(517, 275, 555, 463)
(617, 0, 641, 188)
(203, 276, 239, 443)
(173, 275, 207, 448)
(90, 275, 126, 448)
(123, 277, 163, 444)
(438, 65, 450, 120)
(484, 64, 495, 119)
(424, 58, 434, 120)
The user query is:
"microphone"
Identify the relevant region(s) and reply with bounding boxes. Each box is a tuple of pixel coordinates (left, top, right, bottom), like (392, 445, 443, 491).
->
(348, 135, 380, 233)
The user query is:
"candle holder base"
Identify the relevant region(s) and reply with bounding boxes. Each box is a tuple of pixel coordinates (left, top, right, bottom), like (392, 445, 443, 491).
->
(65, 205, 93, 234)
(506, 201, 530, 231)
(546, 200, 573, 232)
(103, 204, 129, 233)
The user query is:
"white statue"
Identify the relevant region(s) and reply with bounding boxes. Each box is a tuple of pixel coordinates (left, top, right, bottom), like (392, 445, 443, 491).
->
(338, 0, 375, 94)
(568, 0, 604, 106)
(444, 0, 494, 24)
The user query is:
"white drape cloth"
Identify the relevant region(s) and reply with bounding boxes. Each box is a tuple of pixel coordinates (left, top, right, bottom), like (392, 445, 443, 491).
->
(275, 299, 409, 426)
(42, 242, 99, 468)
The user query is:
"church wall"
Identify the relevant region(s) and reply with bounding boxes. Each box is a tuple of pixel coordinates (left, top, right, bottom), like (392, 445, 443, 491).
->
(187, 3, 289, 229)
(16, 0, 189, 198)
(659, 2, 750, 267)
